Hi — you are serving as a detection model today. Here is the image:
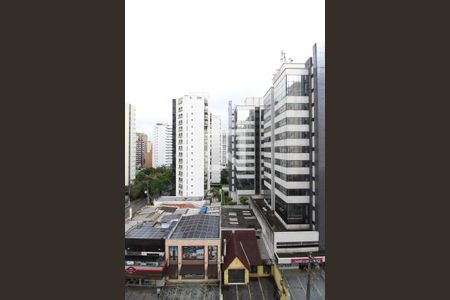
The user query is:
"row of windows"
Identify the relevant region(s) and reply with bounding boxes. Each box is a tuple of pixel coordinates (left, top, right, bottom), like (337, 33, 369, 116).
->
(235, 132, 255, 137)
(274, 117, 310, 129)
(274, 146, 311, 153)
(286, 75, 310, 97)
(236, 124, 255, 129)
(235, 147, 255, 152)
(236, 178, 255, 190)
(274, 103, 310, 117)
(235, 163, 255, 167)
(274, 131, 311, 141)
(235, 170, 255, 175)
(274, 159, 311, 168)
(263, 126, 272, 133)
(235, 155, 255, 160)
(275, 171, 311, 182)
(236, 140, 255, 145)
(275, 195, 310, 224)
(275, 182, 311, 196)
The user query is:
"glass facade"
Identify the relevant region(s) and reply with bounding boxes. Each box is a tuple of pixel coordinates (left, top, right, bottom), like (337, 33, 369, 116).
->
(229, 99, 265, 196)
(264, 67, 313, 226)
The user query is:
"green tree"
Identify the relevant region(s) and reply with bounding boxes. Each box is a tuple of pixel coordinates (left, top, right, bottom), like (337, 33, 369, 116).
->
(220, 168, 229, 185)
(239, 196, 249, 205)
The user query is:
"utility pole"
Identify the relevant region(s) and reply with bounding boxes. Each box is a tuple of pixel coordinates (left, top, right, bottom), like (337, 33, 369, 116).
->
(306, 252, 316, 300)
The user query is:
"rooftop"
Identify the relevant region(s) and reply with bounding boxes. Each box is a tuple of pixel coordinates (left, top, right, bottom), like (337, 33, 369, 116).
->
(222, 230, 263, 270)
(251, 198, 305, 232)
(125, 221, 175, 240)
(170, 214, 220, 239)
(221, 206, 261, 230)
(157, 196, 204, 202)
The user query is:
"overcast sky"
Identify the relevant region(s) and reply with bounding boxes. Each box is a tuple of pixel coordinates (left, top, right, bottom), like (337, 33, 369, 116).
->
(126, 0, 324, 140)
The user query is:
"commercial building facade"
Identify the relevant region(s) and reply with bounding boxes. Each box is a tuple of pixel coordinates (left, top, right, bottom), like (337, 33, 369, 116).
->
(152, 123, 173, 168)
(173, 93, 211, 197)
(228, 98, 265, 200)
(125, 103, 136, 185)
(165, 214, 221, 282)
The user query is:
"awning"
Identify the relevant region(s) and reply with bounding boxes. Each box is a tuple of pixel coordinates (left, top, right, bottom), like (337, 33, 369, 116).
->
(207, 264, 218, 278)
(125, 272, 163, 280)
(179, 264, 205, 275)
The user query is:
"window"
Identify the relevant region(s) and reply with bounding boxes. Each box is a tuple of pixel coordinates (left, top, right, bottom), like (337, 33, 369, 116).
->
(182, 246, 204, 260)
(169, 246, 178, 261)
(208, 246, 218, 262)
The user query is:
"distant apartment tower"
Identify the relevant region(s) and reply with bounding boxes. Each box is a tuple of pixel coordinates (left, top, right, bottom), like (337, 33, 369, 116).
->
(136, 132, 148, 168)
(220, 129, 228, 168)
(228, 98, 265, 200)
(173, 93, 211, 197)
(152, 123, 173, 168)
(259, 43, 325, 254)
(210, 114, 222, 184)
(144, 141, 153, 169)
(125, 103, 136, 185)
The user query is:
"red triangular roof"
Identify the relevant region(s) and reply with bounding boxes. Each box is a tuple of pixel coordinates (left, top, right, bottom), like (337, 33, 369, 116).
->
(222, 230, 262, 270)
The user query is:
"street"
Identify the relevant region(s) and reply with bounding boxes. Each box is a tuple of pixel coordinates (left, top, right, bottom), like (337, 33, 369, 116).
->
(125, 198, 148, 219)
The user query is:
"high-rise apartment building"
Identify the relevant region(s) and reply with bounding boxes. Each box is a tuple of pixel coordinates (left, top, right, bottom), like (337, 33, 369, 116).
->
(228, 98, 265, 199)
(210, 114, 222, 184)
(125, 103, 136, 186)
(144, 141, 153, 169)
(252, 43, 325, 260)
(173, 93, 211, 197)
(136, 132, 148, 168)
(220, 129, 228, 168)
(152, 123, 173, 168)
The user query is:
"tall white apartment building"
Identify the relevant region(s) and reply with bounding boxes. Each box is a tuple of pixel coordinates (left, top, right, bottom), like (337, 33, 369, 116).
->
(174, 93, 211, 197)
(152, 123, 173, 168)
(210, 114, 222, 184)
(125, 103, 136, 186)
(220, 129, 228, 168)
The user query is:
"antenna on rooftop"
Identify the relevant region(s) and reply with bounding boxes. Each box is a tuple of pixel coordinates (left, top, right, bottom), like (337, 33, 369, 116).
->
(280, 50, 286, 64)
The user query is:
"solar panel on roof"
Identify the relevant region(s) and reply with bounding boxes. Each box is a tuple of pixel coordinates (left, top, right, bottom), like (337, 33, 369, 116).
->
(170, 215, 219, 239)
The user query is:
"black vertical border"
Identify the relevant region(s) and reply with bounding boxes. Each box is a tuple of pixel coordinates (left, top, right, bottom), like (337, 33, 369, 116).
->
(2, 0, 125, 299)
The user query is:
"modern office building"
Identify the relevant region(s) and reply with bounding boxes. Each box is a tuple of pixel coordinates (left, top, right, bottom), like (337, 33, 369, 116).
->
(136, 132, 148, 168)
(220, 129, 228, 168)
(144, 141, 153, 169)
(228, 98, 265, 200)
(210, 114, 222, 185)
(125, 103, 136, 186)
(252, 43, 325, 260)
(152, 123, 173, 168)
(173, 93, 211, 197)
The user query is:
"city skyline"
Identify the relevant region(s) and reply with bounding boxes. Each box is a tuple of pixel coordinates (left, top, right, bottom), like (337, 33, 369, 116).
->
(126, 0, 325, 136)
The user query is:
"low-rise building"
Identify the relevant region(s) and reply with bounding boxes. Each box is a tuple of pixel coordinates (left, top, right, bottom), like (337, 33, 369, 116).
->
(222, 230, 272, 285)
(165, 214, 221, 283)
